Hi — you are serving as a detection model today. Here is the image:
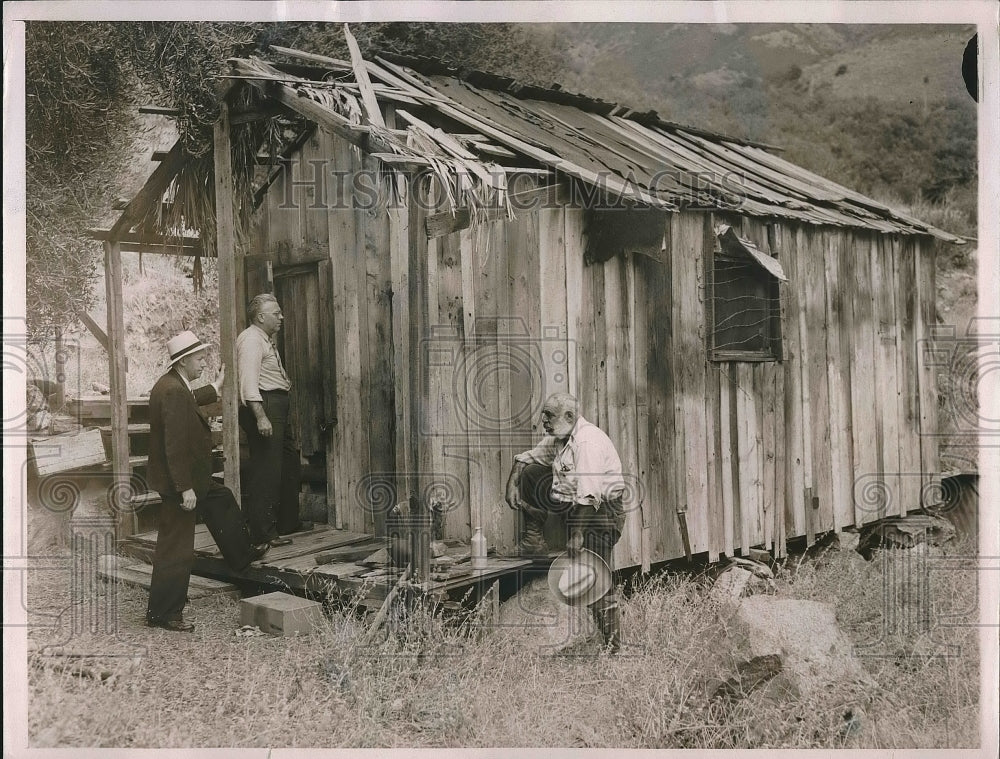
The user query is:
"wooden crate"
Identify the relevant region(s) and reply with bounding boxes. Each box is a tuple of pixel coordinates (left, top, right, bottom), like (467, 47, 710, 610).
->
(239, 591, 325, 636)
(29, 428, 107, 476)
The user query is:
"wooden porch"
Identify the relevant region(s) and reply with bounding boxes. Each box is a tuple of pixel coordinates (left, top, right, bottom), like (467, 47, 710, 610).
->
(118, 522, 539, 608)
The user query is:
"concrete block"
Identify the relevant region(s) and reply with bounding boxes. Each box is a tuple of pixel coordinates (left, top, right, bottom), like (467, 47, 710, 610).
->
(239, 591, 325, 637)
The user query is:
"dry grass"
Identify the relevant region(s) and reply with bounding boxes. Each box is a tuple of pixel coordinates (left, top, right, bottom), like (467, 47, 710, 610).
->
(24, 532, 981, 749)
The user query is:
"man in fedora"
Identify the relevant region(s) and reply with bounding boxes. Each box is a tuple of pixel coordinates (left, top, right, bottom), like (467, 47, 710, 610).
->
(236, 293, 310, 548)
(505, 392, 625, 653)
(145, 331, 269, 632)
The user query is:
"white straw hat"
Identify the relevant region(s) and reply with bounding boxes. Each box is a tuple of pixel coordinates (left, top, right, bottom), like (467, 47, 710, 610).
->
(547, 548, 612, 606)
(166, 330, 210, 366)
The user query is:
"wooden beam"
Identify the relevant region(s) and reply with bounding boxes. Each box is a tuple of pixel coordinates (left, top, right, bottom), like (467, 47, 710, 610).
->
(117, 241, 206, 257)
(108, 140, 186, 239)
(76, 310, 110, 353)
(103, 240, 134, 536)
(88, 227, 205, 257)
(214, 101, 241, 497)
(266, 46, 428, 102)
(229, 59, 396, 155)
(87, 228, 201, 248)
(268, 44, 352, 71)
(343, 24, 387, 130)
(139, 105, 180, 116)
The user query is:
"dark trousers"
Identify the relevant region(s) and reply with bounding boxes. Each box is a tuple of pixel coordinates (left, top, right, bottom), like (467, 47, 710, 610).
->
(146, 481, 256, 623)
(520, 462, 624, 649)
(238, 391, 301, 542)
(519, 463, 623, 566)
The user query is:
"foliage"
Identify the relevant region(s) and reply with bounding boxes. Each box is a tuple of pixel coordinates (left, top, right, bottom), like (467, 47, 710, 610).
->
(24, 22, 570, 341)
(112, 23, 265, 158)
(25, 23, 133, 340)
(275, 22, 571, 86)
(768, 89, 977, 236)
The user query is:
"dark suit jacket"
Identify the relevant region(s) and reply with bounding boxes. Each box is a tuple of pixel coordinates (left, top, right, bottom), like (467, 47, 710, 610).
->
(146, 368, 218, 497)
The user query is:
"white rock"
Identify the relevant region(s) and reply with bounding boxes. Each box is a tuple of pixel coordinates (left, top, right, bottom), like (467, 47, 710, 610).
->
(732, 596, 875, 698)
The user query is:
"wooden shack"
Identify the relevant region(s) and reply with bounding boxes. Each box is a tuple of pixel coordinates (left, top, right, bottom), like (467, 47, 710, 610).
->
(95, 41, 965, 571)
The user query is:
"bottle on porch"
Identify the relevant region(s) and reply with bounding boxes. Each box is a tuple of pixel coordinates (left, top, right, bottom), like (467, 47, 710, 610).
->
(471, 526, 487, 570)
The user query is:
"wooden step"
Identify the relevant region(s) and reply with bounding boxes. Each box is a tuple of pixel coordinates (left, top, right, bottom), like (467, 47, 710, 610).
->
(66, 396, 151, 424)
(100, 454, 149, 471)
(118, 541, 156, 564)
(97, 424, 222, 446)
(130, 491, 160, 507)
(97, 554, 240, 600)
(98, 424, 151, 435)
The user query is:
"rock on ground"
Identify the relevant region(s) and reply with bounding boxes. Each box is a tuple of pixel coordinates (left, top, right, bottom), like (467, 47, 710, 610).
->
(496, 577, 597, 655)
(731, 596, 875, 698)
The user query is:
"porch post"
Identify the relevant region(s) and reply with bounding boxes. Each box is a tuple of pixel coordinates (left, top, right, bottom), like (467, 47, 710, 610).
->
(214, 100, 241, 496)
(103, 239, 134, 536)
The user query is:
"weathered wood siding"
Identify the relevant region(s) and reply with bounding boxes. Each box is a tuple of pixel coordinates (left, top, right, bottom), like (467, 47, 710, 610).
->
(257, 136, 941, 564)
(259, 131, 396, 535)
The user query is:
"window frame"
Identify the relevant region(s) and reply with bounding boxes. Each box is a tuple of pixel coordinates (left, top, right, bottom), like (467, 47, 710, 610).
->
(707, 227, 784, 363)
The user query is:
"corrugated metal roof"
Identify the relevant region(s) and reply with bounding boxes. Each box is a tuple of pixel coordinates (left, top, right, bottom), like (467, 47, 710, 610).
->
(234, 50, 965, 244)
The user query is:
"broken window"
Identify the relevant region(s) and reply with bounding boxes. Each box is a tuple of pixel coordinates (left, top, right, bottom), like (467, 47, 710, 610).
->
(709, 224, 786, 362)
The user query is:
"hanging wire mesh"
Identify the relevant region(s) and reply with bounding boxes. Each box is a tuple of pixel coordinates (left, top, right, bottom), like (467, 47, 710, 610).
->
(710, 258, 782, 359)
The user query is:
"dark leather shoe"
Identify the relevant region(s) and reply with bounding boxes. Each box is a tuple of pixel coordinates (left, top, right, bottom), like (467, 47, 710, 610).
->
(147, 618, 195, 633)
(250, 543, 271, 561)
(269, 536, 293, 547)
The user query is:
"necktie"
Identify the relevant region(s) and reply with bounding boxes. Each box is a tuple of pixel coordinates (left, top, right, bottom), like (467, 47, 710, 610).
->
(271, 340, 289, 383)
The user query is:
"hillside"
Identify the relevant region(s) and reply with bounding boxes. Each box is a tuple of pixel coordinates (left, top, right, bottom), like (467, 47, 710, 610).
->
(546, 23, 973, 126)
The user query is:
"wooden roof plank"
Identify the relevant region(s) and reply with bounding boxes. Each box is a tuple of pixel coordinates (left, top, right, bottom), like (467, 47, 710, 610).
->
(364, 58, 433, 99)
(442, 78, 680, 206)
(672, 130, 844, 205)
(267, 44, 352, 71)
(628, 120, 812, 203)
(528, 101, 692, 196)
(472, 85, 647, 178)
(396, 109, 478, 161)
(609, 116, 803, 207)
(376, 57, 677, 210)
(108, 140, 186, 239)
(726, 140, 962, 241)
(729, 141, 887, 209)
(343, 24, 386, 130)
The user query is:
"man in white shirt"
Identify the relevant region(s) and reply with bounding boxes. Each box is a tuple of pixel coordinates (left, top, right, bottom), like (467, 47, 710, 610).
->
(236, 294, 310, 547)
(505, 392, 625, 652)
